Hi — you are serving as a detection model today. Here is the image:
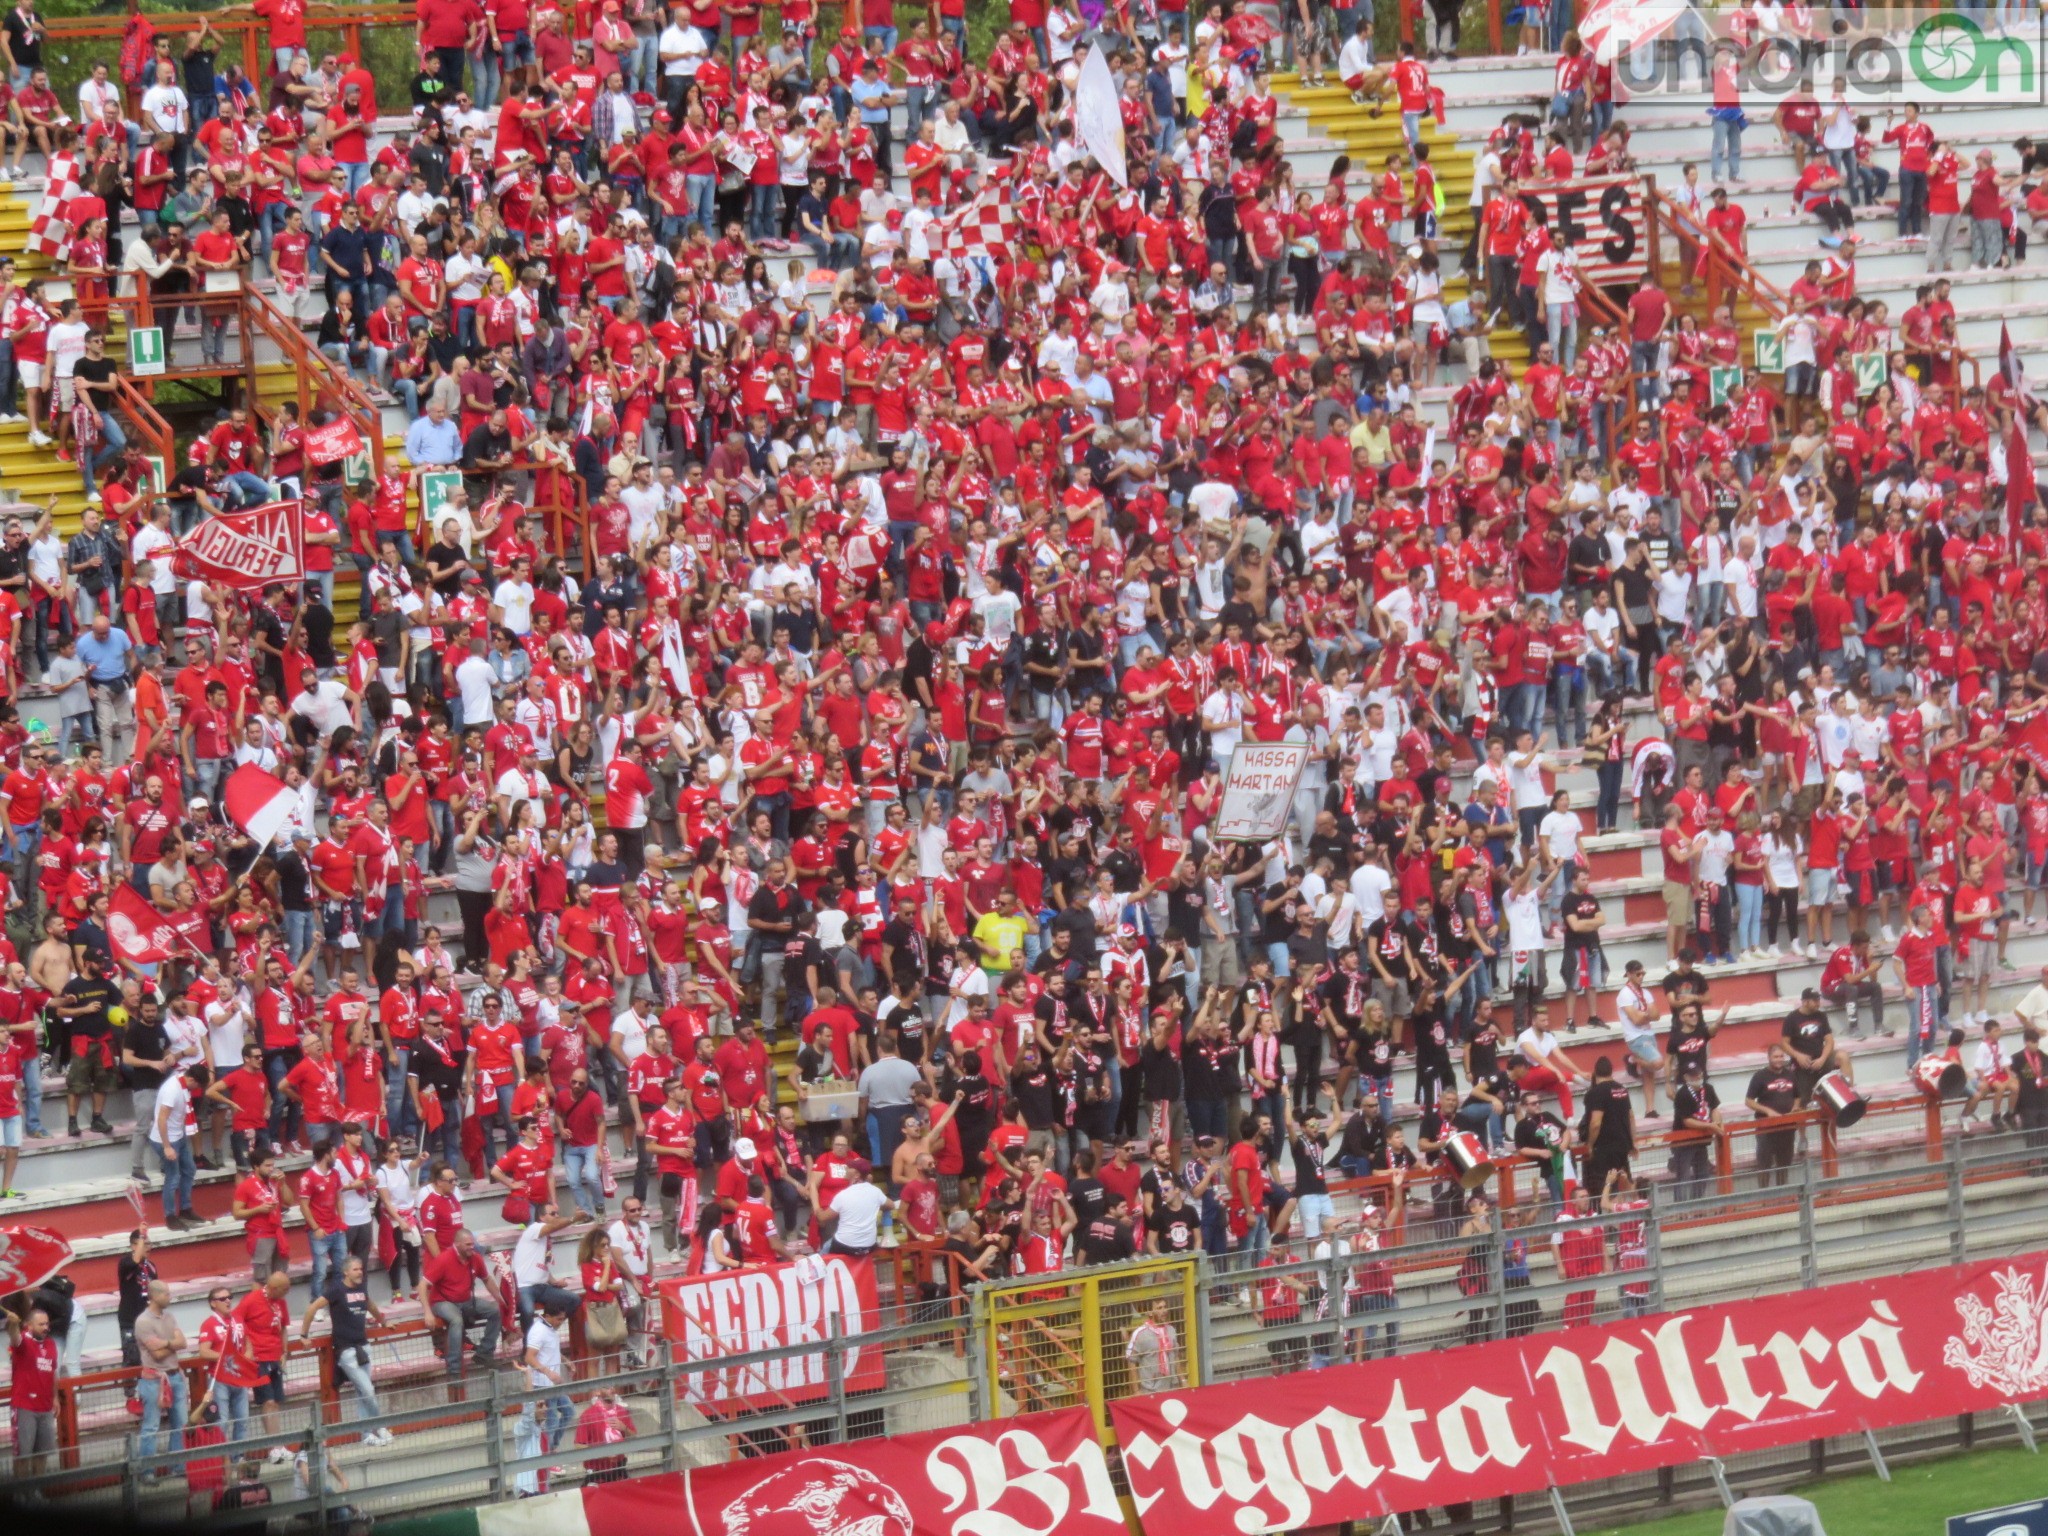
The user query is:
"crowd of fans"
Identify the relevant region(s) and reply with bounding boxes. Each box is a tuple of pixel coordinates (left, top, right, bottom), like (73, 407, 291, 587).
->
(0, 0, 2046, 1490)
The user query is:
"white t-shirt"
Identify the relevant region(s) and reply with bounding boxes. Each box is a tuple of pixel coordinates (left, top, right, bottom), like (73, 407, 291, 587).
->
(610, 1008, 650, 1063)
(492, 578, 537, 635)
(1694, 828, 1735, 885)
(1507, 753, 1549, 811)
(1350, 864, 1392, 927)
(512, 1221, 556, 1287)
(1506, 887, 1544, 952)
(523, 1315, 564, 1388)
(829, 1182, 891, 1248)
(149, 1074, 192, 1146)
(455, 653, 496, 725)
(1540, 809, 1582, 863)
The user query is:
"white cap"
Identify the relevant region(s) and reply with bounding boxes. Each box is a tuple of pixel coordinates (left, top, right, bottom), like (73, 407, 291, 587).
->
(735, 1138, 758, 1161)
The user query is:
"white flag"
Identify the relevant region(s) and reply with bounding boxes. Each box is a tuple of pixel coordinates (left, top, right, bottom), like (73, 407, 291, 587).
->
(1075, 44, 1129, 189)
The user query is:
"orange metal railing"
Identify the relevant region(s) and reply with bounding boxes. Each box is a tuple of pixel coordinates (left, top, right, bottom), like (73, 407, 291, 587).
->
(42, 3, 418, 106)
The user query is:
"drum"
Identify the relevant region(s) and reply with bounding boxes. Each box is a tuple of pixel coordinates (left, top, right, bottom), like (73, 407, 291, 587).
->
(1913, 1056, 1967, 1101)
(1445, 1130, 1491, 1190)
(1815, 1070, 1866, 1127)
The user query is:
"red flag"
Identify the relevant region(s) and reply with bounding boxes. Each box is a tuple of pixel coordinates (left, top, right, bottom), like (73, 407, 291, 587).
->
(222, 762, 298, 850)
(2018, 713, 2048, 783)
(2009, 414, 2036, 540)
(301, 416, 365, 465)
(109, 881, 176, 965)
(0, 1226, 74, 1293)
(175, 500, 306, 592)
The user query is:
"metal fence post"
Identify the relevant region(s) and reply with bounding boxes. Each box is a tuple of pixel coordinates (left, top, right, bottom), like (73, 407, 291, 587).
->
(826, 1312, 849, 1446)
(656, 1340, 680, 1473)
(1644, 1187, 1666, 1315)
(1796, 1161, 1819, 1291)
(483, 1367, 506, 1501)
(1947, 1132, 1968, 1266)
(1192, 1254, 1215, 1387)
(121, 1430, 140, 1525)
(966, 1312, 993, 1420)
(1487, 1209, 1507, 1341)
(308, 1403, 331, 1530)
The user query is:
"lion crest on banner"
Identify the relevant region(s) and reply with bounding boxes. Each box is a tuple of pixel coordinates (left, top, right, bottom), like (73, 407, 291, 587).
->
(720, 1458, 914, 1536)
(1943, 1264, 2048, 1396)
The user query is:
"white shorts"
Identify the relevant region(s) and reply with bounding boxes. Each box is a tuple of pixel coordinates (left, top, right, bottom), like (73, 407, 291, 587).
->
(16, 360, 43, 389)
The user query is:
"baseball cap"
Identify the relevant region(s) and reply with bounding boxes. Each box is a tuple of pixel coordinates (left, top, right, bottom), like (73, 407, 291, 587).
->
(735, 1138, 758, 1161)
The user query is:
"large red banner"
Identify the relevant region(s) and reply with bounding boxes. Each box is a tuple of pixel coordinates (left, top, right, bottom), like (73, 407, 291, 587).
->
(584, 1406, 1124, 1536)
(1110, 1255, 2048, 1533)
(175, 500, 306, 591)
(658, 1255, 888, 1410)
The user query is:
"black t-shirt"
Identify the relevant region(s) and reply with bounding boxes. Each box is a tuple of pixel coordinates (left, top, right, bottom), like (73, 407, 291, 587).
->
(1289, 1133, 1329, 1196)
(73, 354, 118, 405)
(1782, 1008, 1831, 1063)
(1561, 891, 1603, 950)
(123, 1018, 171, 1089)
(1079, 1217, 1135, 1265)
(1662, 966, 1708, 1005)
(424, 539, 469, 595)
(1513, 1109, 1567, 1166)
(1668, 1017, 1713, 1076)
(1747, 1068, 1800, 1117)
(1147, 1200, 1200, 1254)
(322, 1273, 375, 1349)
(1580, 1078, 1633, 1151)
(63, 973, 121, 1040)
(1068, 1175, 1107, 1228)
(1009, 1064, 1056, 1129)
(3, 10, 42, 70)
(1673, 1080, 1721, 1128)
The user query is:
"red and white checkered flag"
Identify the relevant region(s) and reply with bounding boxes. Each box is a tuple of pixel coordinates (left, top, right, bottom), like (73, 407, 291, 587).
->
(929, 177, 1017, 272)
(27, 150, 81, 260)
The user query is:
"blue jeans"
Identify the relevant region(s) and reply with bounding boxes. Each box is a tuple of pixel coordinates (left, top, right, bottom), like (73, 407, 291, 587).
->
(1734, 881, 1763, 952)
(139, 1368, 189, 1461)
(85, 411, 128, 495)
(564, 1143, 604, 1216)
(158, 1138, 196, 1219)
(21, 1048, 41, 1136)
(472, 48, 501, 110)
(748, 181, 779, 241)
(423, 1098, 464, 1178)
(685, 173, 716, 236)
(1711, 117, 1741, 181)
(385, 1046, 414, 1141)
(1355, 1291, 1399, 1359)
(334, 1343, 382, 1419)
(1546, 301, 1579, 369)
(216, 1382, 250, 1443)
(863, 23, 899, 51)
(1906, 984, 1939, 1070)
(309, 1228, 347, 1296)
(1551, 668, 1587, 748)
(220, 471, 272, 508)
(283, 908, 315, 966)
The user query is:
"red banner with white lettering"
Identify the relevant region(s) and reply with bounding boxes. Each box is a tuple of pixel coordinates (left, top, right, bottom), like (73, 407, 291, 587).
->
(657, 1255, 887, 1410)
(583, 1406, 1124, 1536)
(301, 415, 365, 465)
(1110, 1255, 2048, 1533)
(174, 500, 307, 591)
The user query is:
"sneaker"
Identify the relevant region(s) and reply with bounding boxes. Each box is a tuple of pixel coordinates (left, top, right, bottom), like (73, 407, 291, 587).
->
(53, 446, 72, 463)
(25, 429, 50, 447)
(90, 1117, 113, 1135)
(0, 1187, 22, 1198)
(67, 1118, 79, 1138)
(1766, 945, 1782, 958)
(366, 1428, 395, 1447)
(164, 1215, 189, 1232)
(1882, 925, 1898, 944)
